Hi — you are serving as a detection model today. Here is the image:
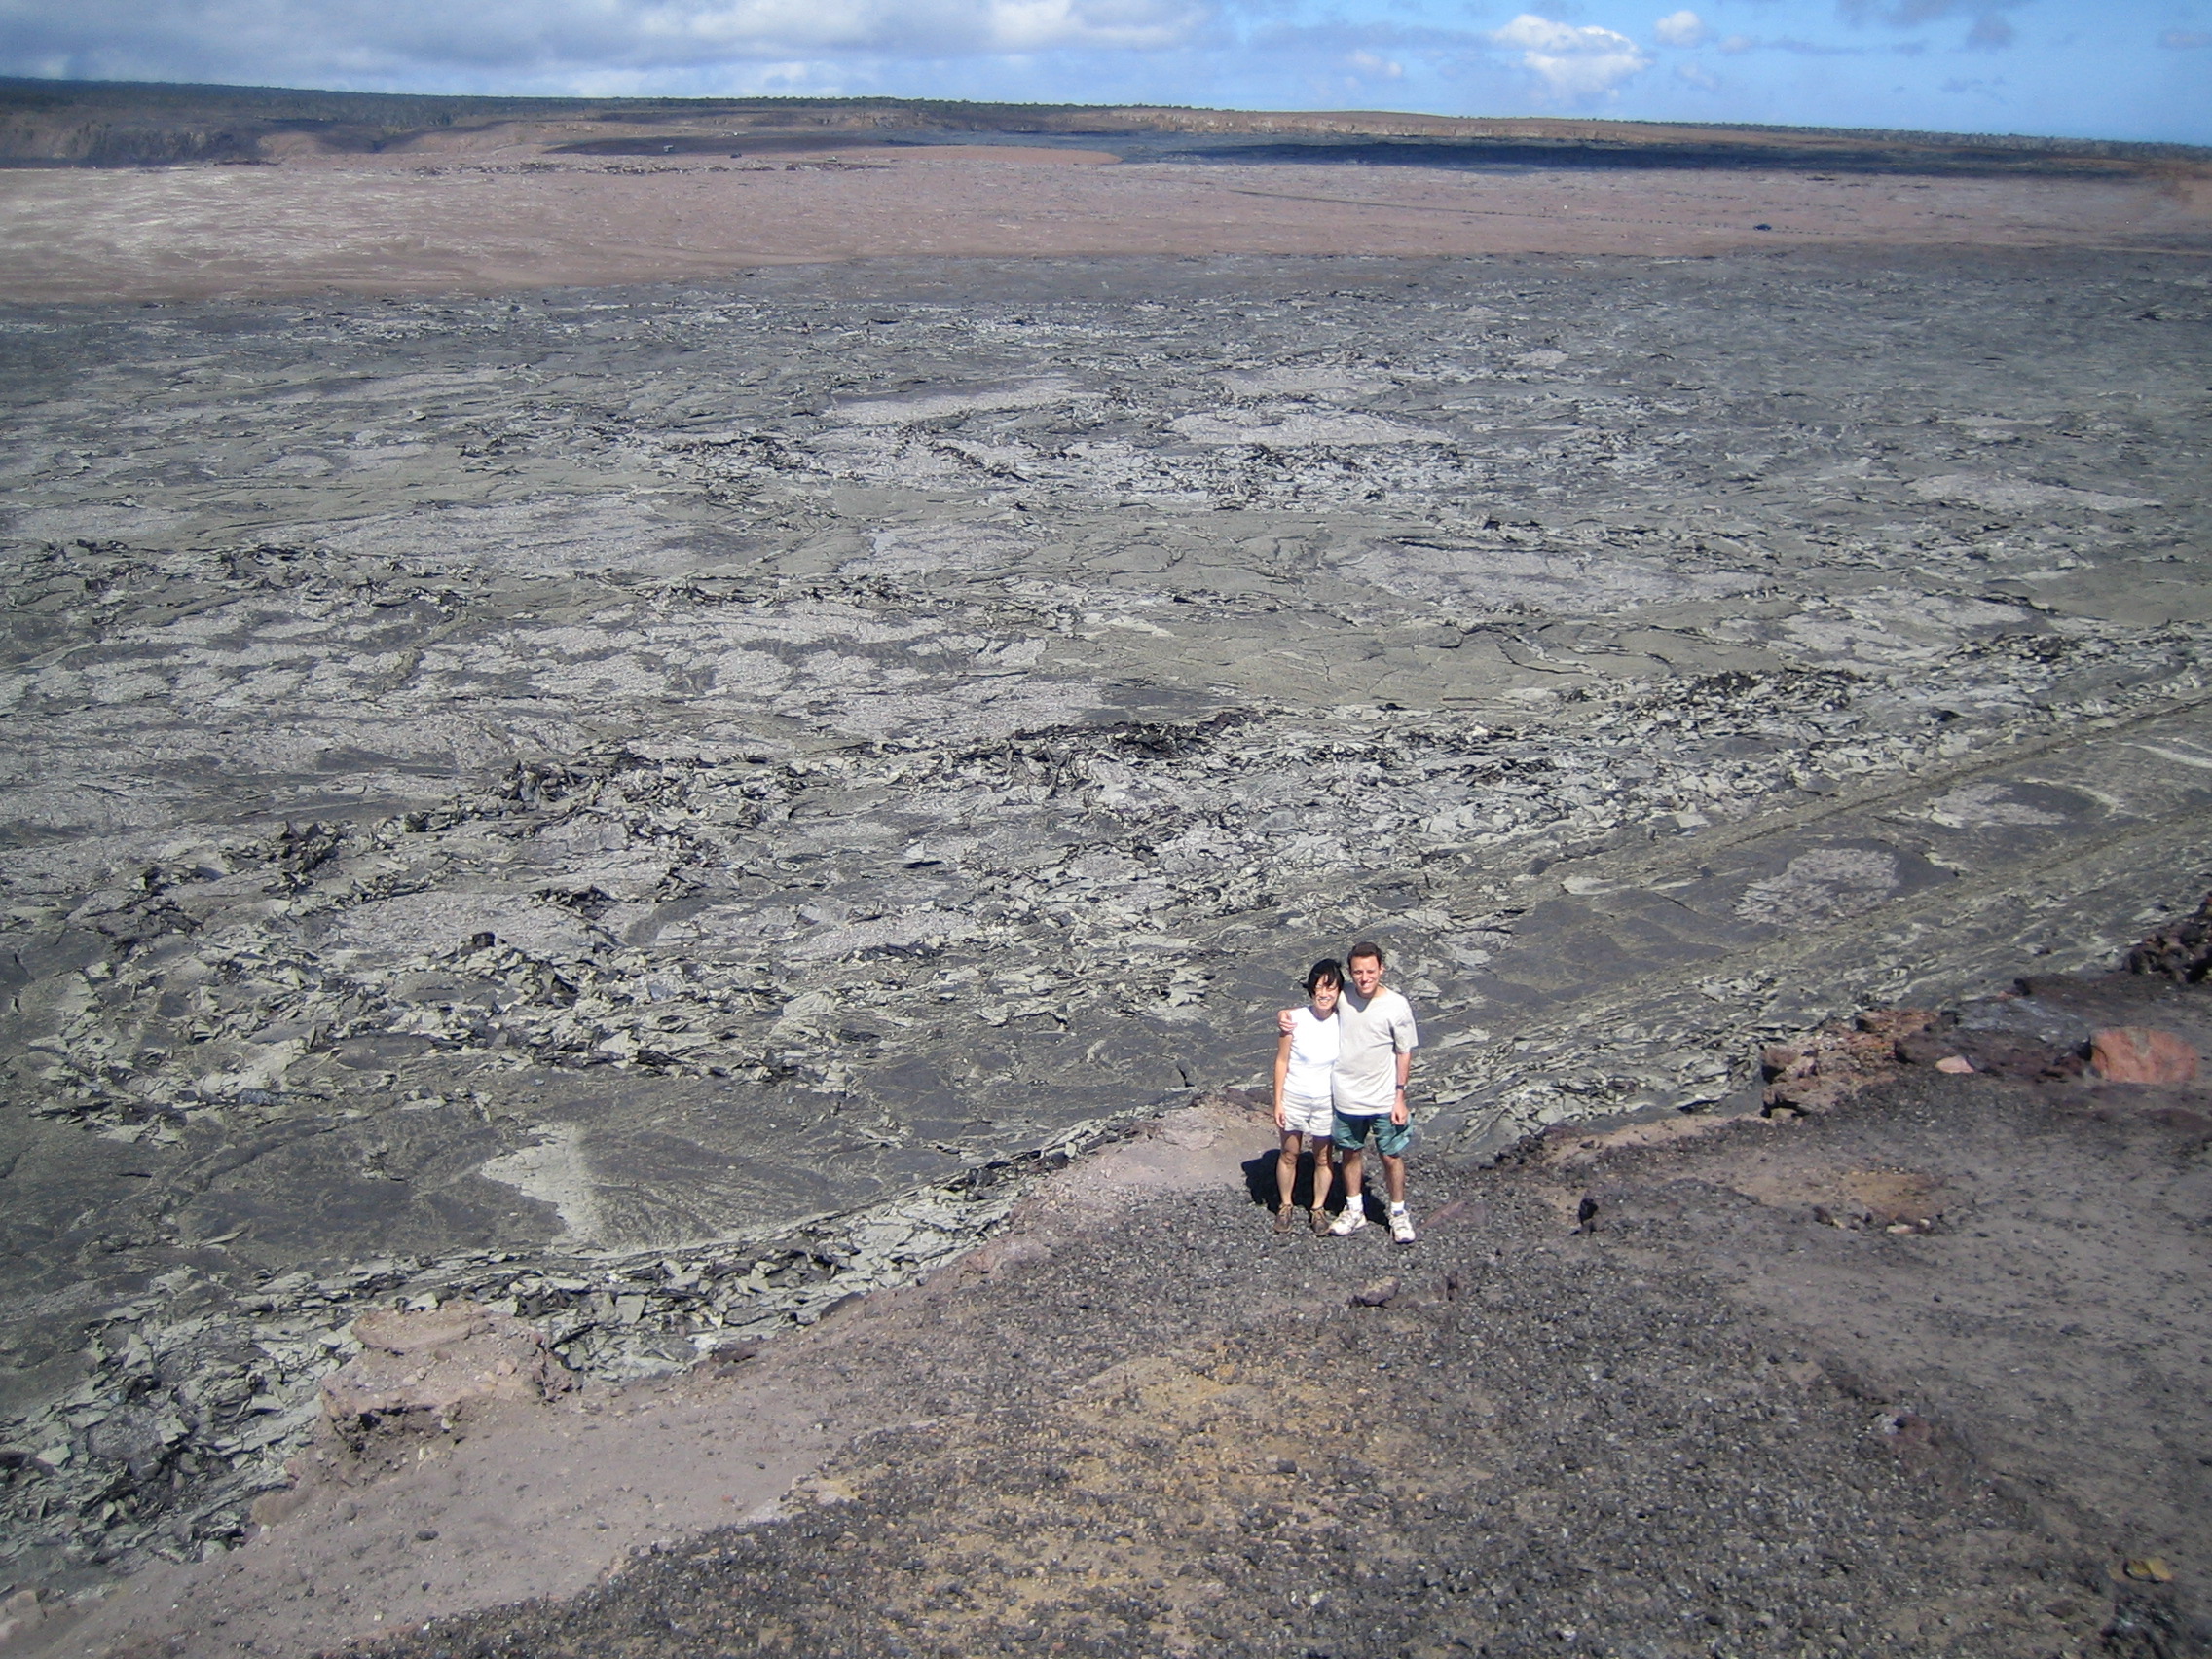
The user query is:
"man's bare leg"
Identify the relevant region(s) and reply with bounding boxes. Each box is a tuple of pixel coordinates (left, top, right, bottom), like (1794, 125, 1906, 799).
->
(1338, 1148, 1365, 1215)
(1382, 1152, 1407, 1205)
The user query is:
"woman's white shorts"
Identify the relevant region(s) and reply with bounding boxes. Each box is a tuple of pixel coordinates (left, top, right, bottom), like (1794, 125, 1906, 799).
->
(1279, 1091, 1335, 1139)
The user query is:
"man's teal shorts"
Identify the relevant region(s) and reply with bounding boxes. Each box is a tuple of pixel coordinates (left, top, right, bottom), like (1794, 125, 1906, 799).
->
(1332, 1109, 1412, 1158)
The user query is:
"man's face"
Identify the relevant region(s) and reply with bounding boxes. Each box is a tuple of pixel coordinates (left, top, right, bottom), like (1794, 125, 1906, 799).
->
(1348, 954, 1382, 996)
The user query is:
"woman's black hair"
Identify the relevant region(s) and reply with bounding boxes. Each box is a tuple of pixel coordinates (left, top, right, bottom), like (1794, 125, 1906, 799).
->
(1304, 958, 1344, 995)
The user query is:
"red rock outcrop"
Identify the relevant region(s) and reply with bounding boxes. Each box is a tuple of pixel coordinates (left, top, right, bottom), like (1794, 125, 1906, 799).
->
(2087, 1026, 2201, 1085)
(1761, 1010, 1940, 1114)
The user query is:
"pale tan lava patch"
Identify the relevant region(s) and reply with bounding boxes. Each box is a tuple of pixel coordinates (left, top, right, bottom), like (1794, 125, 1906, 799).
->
(1721, 1158, 1960, 1229)
(1538, 1117, 1961, 1232)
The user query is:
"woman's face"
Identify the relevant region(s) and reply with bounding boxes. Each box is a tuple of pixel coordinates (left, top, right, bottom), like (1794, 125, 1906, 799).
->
(1310, 977, 1341, 1016)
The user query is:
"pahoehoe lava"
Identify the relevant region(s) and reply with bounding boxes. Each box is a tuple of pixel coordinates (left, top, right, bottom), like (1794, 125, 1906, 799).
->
(0, 246, 2208, 1607)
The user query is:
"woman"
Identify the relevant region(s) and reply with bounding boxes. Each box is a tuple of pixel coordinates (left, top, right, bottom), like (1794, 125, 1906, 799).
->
(1272, 959, 1343, 1234)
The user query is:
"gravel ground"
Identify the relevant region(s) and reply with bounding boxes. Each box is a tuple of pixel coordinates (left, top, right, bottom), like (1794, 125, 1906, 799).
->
(351, 989, 2212, 1659)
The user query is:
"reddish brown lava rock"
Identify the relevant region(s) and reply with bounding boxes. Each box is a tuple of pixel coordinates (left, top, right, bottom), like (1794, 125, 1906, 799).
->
(2087, 1026, 2202, 1086)
(2126, 890, 2212, 983)
(1854, 1010, 1942, 1044)
(320, 1302, 571, 1432)
(1762, 1009, 1938, 1113)
(1935, 1025, 2083, 1083)
(1769, 1005, 2089, 1112)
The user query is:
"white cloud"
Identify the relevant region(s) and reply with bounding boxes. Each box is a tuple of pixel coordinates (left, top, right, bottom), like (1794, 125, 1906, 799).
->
(1654, 10, 1708, 47)
(1488, 13, 1653, 99)
(556, 57, 845, 96)
(0, 0, 1214, 88)
(2158, 28, 2211, 48)
(1347, 48, 1403, 79)
(1674, 58, 1718, 87)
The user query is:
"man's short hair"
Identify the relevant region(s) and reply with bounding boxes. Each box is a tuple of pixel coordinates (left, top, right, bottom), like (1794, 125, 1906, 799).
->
(1347, 940, 1384, 966)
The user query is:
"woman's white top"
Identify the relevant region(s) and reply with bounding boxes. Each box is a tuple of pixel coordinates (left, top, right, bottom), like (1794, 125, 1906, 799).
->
(1282, 1005, 1341, 1099)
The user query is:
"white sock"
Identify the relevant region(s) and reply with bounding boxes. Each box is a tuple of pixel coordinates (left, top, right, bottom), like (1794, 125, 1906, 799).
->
(1389, 1200, 1408, 1213)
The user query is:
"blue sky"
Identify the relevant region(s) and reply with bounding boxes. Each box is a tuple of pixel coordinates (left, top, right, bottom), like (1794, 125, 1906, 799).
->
(2, 0, 2206, 144)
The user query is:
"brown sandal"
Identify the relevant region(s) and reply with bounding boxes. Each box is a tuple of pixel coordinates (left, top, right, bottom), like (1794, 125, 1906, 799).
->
(1311, 1207, 1332, 1235)
(1274, 1205, 1295, 1233)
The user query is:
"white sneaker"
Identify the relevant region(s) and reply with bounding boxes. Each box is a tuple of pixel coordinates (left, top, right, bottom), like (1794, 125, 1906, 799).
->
(1328, 1209, 1368, 1236)
(1389, 1206, 1417, 1245)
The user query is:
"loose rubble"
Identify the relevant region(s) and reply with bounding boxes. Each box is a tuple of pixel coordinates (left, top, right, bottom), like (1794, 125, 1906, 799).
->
(2129, 891, 2212, 982)
(1757, 913, 2210, 1116)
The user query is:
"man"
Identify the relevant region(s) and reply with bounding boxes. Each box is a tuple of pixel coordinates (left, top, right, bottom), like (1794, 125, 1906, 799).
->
(1280, 940, 1419, 1243)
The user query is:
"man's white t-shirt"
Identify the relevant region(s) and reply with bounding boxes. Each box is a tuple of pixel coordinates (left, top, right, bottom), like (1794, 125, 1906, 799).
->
(1330, 984, 1419, 1115)
(1282, 1006, 1340, 1099)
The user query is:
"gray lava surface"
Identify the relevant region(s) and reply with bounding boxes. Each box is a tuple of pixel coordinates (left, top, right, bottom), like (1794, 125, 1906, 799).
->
(1, 249, 2208, 1585)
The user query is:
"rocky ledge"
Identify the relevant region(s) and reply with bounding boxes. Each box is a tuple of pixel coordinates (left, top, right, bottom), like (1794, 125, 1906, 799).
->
(9, 919, 2206, 1659)
(366, 950, 2212, 1659)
